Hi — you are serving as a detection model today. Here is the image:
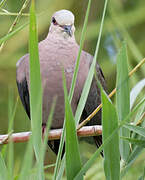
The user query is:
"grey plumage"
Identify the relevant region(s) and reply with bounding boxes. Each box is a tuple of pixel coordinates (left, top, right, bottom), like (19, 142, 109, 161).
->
(16, 9, 106, 155)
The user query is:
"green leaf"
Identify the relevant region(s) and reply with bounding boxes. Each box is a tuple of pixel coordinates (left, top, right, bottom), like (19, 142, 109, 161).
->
(53, 126, 66, 180)
(36, 98, 56, 180)
(29, 0, 43, 179)
(102, 89, 120, 180)
(29, 0, 42, 159)
(121, 99, 145, 177)
(75, 95, 145, 180)
(130, 78, 145, 109)
(7, 90, 18, 180)
(133, 100, 145, 125)
(124, 123, 145, 138)
(121, 146, 143, 177)
(121, 137, 145, 148)
(75, 0, 108, 124)
(131, 101, 145, 150)
(0, 153, 7, 180)
(69, 0, 92, 102)
(56, 156, 65, 180)
(116, 41, 130, 161)
(63, 71, 82, 180)
(19, 138, 33, 180)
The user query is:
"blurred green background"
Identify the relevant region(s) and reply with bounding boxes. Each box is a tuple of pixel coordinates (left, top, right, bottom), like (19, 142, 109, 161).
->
(0, 0, 145, 179)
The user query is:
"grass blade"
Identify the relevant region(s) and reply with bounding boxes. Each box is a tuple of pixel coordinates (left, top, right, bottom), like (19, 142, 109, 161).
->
(29, 0, 42, 161)
(56, 157, 65, 180)
(29, 1, 43, 179)
(75, 0, 108, 124)
(133, 101, 145, 125)
(121, 98, 145, 177)
(19, 137, 33, 180)
(7, 90, 18, 180)
(124, 123, 145, 138)
(63, 71, 82, 180)
(130, 78, 145, 109)
(53, 125, 65, 180)
(121, 146, 143, 177)
(116, 41, 130, 161)
(101, 89, 120, 180)
(121, 137, 145, 148)
(74, 91, 145, 179)
(69, 0, 92, 102)
(0, 153, 7, 180)
(131, 101, 145, 151)
(37, 98, 56, 180)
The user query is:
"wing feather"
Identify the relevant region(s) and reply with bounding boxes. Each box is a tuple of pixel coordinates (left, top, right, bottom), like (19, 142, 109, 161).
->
(16, 78, 30, 118)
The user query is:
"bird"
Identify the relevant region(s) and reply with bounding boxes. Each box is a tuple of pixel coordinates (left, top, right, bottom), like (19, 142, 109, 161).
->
(16, 9, 106, 155)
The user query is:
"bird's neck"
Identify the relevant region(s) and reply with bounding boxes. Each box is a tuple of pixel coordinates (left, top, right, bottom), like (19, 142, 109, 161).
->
(46, 32, 76, 44)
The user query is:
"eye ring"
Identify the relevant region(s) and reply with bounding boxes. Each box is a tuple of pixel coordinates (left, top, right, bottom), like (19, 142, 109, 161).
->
(52, 17, 57, 25)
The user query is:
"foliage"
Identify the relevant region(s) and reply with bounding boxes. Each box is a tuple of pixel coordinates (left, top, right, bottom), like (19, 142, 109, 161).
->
(0, 0, 145, 179)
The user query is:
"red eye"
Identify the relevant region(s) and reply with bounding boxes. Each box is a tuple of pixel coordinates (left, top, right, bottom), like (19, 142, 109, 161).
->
(52, 17, 57, 25)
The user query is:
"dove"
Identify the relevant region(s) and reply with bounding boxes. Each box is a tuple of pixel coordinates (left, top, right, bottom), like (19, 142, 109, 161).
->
(16, 9, 106, 155)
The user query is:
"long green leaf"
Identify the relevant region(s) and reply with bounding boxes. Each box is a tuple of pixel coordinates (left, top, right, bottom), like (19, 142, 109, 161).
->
(75, 0, 108, 124)
(0, 153, 7, 180)
(116, 41, 130, 161)
(19, 137, 33, 180)
(29, 0, 43, 178)
(102, 89, 120, 180)
(124, 123, 145, 138)
(56, 157, 65, 180)
(130, 78, 145, 109)
(133, 101, 145, 125)
(63, 71, 82, 180)
(121, 98, 145, 177)
(121, 146, 143, 177)
(53, 126, 66, 180)
(74, 91, 145, 179)
(7, 90, 18, 180)
(121, 137, 145, 148)
(37, 98, 56, 180)
(69, 0, 92, 102)
(131, 101, 145, 150)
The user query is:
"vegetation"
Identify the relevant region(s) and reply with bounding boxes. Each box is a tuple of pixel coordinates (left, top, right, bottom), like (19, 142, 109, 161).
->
(0, 0, 145, 179)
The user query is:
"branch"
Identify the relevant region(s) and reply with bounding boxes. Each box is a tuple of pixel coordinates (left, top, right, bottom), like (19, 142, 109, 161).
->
(0, 125, 102, 145)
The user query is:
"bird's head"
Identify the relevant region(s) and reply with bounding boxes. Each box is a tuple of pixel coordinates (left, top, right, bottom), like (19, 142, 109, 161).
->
(49, 10, 75, 38)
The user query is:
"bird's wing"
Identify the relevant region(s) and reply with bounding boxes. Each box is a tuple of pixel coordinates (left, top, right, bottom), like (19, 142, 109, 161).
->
(16, 55, 30, 118)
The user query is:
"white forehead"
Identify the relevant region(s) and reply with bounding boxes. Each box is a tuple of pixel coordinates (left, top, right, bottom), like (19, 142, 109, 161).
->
(52, 10, 74, 25)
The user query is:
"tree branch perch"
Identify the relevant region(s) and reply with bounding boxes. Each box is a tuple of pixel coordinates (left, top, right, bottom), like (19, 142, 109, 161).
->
(0, 125, 102, 145)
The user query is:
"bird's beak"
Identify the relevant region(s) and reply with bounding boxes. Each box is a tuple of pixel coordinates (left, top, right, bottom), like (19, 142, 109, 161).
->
(62, 25, 72, 37)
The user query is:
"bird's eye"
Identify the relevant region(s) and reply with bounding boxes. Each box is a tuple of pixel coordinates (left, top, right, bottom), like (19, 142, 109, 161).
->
(52, 17, 57, 25)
